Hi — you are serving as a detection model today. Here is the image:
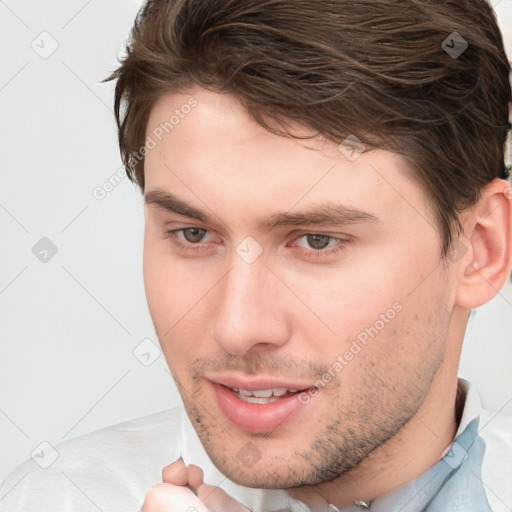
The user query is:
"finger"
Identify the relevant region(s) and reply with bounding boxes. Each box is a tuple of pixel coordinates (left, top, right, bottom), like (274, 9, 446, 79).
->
(196, 483, 250, 512)
(187, 464, 204, 489)
(143, 482, 211, 512)
(162, 459, 188, 486)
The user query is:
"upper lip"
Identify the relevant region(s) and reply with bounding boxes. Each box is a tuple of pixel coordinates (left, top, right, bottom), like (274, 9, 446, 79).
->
(206, 374, 314, 391)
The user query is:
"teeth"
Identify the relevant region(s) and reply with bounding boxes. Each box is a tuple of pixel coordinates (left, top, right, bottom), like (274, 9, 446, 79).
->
(250, 389, 273, 398)
(238, 395, 281, 404)
(232, 387, 299, 400)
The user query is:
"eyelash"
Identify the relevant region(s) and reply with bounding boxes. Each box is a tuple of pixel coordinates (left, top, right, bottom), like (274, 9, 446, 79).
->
(163, 228, 350, 259)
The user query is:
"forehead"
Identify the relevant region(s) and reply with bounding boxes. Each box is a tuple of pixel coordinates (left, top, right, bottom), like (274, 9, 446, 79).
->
(146, 86, 329, 160)
(144, 87, 432, 233)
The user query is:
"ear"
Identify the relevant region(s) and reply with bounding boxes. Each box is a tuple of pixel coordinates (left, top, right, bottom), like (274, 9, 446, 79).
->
(454, 178, 512, 309)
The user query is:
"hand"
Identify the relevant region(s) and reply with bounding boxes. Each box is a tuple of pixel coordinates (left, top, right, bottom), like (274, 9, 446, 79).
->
(142, 458, 250, 512)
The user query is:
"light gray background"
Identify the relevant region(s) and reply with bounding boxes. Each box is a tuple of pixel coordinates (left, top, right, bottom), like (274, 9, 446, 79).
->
(1, 0, 511, 485)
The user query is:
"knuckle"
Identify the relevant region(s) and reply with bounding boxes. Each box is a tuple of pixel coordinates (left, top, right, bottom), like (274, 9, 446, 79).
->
(143, 483, 172, 510)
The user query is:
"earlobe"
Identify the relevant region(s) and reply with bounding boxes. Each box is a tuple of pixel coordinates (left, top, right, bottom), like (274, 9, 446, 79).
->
(455, 179, 512, 310)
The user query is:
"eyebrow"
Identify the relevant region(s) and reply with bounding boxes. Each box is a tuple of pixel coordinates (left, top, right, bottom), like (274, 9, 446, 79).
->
(144, 188, 379, 230)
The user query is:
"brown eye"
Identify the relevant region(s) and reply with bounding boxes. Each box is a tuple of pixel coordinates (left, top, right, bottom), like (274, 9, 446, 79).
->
(182, 227, 207, 243)
(306, 234, 332, 250)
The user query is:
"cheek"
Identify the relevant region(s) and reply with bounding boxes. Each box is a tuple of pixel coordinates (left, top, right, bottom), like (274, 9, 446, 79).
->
(143, 236, 169, 325)
(143, 237, 184, 348)
(282, 241, 449, 374)
(143, 235, 219, 367)
(143, 229, 194, 320)
(281, 253, 418, 341)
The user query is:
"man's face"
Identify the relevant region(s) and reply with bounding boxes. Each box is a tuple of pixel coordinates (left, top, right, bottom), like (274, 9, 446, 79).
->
(143, 86, 457, 488)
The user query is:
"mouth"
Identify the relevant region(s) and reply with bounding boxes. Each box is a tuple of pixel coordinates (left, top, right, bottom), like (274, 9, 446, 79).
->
(206, 375, 316, 433)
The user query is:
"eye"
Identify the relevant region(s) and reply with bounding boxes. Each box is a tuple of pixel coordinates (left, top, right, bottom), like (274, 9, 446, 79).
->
(291, 233, 351, 260)
(163, 228, 351, 260)
(300, 234, 336, 250)
(295, 234, 339, 251)
(180, 227, 208, 243)
(162, 227, 219, 256)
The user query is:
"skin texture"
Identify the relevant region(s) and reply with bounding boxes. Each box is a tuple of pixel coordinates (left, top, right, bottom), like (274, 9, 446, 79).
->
(141, 85, 512, 509)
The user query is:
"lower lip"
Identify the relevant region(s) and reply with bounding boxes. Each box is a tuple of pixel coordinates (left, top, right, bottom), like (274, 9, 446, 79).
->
(212, 383, 307, 433)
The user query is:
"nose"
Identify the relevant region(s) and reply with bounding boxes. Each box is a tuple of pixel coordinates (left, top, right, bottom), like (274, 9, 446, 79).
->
(211, 253, 291, 357)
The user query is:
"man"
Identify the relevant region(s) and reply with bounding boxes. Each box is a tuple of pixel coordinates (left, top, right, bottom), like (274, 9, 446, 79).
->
(1, 0, 511, 511)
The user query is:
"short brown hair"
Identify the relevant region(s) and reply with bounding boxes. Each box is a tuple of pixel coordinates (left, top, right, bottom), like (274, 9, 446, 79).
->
(106, 0, 511, 255)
